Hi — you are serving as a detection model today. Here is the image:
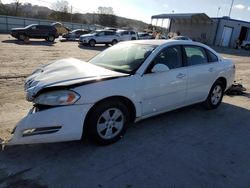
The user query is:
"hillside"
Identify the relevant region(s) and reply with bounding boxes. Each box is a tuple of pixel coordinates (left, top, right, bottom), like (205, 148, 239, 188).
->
(0, 2, 150, 30)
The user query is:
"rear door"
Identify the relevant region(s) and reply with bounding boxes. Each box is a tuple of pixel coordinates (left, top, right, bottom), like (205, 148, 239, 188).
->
(183, 45, 218, 104)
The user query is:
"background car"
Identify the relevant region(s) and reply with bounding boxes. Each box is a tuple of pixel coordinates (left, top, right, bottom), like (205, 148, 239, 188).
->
(172, 36, 192, 41)
(138, 32, 154, 40)
(241, 40, 250, 50)
(79, 30, 120, 47)
(116, 30, 138, 41)
(51, 22, 70, 36)
(11, 24, 59, 42)
(61, 29, 91, 41)
(6, 40, 235, 146)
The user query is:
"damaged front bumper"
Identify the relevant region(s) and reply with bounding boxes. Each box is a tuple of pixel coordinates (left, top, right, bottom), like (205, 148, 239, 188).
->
(2, 104, 92, 148)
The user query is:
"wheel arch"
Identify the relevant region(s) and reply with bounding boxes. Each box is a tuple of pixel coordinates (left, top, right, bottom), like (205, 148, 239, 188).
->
(82, 95, 137, 138)
(216, 77, 227, 90)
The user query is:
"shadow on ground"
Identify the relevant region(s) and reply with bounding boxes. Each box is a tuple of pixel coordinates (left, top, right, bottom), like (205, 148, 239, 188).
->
(78, 44, 108, 51)
(2, 39, 55, 46)
(0, 102, 250, 187)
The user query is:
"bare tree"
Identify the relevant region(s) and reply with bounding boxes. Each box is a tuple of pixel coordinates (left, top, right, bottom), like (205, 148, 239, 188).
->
(97, 6, 117, 27)
(52, 0, 69, 13)
(14, 0, 21, 16)
(97, 6, 114, 15)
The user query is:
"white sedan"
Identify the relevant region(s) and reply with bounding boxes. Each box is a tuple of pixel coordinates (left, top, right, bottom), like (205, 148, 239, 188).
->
(3, 40, 235, 146)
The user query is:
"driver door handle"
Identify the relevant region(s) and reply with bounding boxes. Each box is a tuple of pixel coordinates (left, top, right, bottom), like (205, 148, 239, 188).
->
(176, 73, 186, 79)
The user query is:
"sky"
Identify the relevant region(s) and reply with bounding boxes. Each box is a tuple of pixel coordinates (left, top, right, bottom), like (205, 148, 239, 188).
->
(2, 0, 250, 24)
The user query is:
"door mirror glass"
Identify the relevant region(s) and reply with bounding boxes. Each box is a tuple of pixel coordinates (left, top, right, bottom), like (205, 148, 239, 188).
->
(151, 64, 170, 73)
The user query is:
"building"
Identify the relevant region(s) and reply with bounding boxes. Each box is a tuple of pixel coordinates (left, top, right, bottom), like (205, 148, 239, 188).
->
(151, 13, 250, 48)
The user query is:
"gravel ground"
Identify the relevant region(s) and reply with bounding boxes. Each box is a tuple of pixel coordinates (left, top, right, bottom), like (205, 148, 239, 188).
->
(0, 34, 249, 188)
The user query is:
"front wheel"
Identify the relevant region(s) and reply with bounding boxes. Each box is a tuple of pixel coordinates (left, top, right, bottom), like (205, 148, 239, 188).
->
(204, 80, 224, 110)
(89, 40, 96, 47)
(86, 100, 130, 145)
(245, 44, 250, 50)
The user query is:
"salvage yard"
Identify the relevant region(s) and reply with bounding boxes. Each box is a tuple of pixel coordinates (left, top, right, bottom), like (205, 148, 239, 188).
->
(0, 34, 250, 187)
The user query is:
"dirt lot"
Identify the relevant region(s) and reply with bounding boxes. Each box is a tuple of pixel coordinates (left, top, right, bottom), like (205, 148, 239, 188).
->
(0, 34, 250, 187)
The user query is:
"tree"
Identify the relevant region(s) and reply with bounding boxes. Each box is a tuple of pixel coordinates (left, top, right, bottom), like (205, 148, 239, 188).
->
(52, 0, 69, 13)
(14, 0, 21, 16)
(97, 6, 114, 15)
(97, 6, 117, 27)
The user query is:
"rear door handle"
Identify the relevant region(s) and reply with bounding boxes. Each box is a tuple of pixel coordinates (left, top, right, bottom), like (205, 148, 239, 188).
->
(208, 67, 214, 72)
(176, 73, 186, 79)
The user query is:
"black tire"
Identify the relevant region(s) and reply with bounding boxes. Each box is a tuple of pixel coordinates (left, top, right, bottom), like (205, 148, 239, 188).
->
(131, 37, 136, 40)
(204, 80, 225, 110)
(47, 35, 55, 42)
(245, 44, 250, 50)
(89, 39, 96, 47)
(18, 34, 26, 41)
(86, 100, 130, 145)
(111, 39, 118, 45)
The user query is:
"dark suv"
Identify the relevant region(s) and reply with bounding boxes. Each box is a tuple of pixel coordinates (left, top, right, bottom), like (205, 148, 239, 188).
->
(11, 24, 59, 42)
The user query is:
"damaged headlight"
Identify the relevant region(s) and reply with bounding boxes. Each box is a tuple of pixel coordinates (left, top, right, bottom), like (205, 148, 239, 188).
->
(34, 90, 80, 106)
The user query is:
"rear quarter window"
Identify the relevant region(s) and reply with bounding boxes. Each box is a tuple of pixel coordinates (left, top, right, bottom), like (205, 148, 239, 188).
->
(184, 46, 208, 66)
(206, 49, 219, 62)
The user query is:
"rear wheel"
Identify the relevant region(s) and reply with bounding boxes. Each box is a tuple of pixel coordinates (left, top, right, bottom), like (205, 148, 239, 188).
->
(47, 35, 55, 42)
(89, 39, 96, 47)
(86, 100, 129, 145)
(204, 80, 224, 110)
(111, 39, 118, 45)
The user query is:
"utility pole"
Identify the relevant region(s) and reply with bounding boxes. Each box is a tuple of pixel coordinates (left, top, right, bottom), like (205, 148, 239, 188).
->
(70, 5, 73, 22)
(217, 6, 221, 17)
(228, 0, 234, 17)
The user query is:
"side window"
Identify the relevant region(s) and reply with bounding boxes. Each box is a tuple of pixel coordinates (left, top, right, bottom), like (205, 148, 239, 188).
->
(97, 31, 105, 36)
(206, 49, 218, 62)
(184, 46, 208, 66)
(31, 26, 36, 30)
(153, 46, 182, 69)
(105, 31, 114, 35)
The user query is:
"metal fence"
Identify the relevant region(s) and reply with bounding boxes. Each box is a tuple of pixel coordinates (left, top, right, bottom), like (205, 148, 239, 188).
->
(0, 15, 102, 33)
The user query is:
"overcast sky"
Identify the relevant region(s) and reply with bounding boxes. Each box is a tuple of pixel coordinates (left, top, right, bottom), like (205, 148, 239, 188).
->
(2, 0, 250, 23)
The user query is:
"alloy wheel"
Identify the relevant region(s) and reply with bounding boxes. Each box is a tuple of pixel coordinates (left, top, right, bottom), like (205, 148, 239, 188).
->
(97, 108, 124, 139)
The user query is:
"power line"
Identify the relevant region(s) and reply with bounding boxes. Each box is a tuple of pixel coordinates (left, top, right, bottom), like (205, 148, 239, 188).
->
(228, 0, 234, 17)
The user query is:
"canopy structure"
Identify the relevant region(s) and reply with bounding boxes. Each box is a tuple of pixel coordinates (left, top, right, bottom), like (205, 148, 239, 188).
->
(151, 13, 213, 26)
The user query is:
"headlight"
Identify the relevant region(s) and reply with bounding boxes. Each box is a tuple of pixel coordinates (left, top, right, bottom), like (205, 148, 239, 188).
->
(34, 90, 80, 106)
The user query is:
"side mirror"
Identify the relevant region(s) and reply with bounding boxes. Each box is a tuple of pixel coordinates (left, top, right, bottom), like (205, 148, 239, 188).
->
(151, 64, 170, 73)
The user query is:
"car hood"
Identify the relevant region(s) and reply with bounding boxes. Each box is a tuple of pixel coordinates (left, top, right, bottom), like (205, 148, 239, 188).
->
(80, 33, 95, 38)
(11, 28, 25, 31)
(25, 58, 128, 101)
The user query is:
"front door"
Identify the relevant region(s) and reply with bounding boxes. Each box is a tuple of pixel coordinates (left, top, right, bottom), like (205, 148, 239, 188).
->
(138, 45, 188, 116)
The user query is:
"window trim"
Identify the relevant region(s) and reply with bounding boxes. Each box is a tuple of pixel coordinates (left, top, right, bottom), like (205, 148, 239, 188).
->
(144, 45, 184, 74)
(205, 49, 219, 63)
(182, 45, 209, 67)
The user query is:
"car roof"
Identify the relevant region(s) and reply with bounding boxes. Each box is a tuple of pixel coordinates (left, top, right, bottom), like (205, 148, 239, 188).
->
(120, 39, 211, 49)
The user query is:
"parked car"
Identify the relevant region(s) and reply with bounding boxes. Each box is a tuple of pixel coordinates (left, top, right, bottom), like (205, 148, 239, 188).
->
(51, 22, 70, 35)
(79, 30, 120, 46)
(4, 40, 235, 147)
(116, 30, 138, 41)
(138, 32, 154, 40)
(241, 40, 250, 50)
(172, 36, 192, 41)
(11, 24, 59, 42)
(61, 29, 91, 41)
